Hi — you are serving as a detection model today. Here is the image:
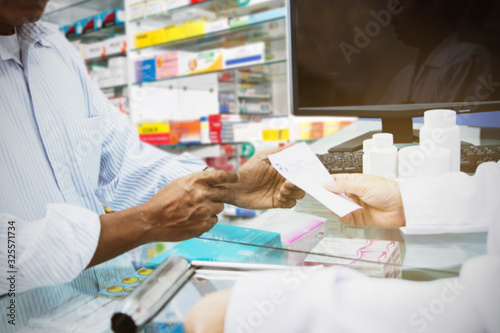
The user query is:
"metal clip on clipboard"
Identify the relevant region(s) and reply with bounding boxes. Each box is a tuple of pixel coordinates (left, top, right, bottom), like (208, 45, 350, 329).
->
(111, 255, 295, 333)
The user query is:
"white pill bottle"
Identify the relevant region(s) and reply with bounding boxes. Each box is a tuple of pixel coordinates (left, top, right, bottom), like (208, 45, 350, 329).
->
(419, 109, 460, 172)
(369, 133, 398, 179)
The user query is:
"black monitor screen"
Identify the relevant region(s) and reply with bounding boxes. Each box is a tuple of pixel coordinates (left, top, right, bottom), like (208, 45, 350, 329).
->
(289, 0, 500, 119)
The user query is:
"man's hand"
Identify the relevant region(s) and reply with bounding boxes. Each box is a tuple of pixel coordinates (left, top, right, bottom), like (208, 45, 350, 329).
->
(224, 144, 306, 209)
(324, 173, 405, 228)
(141, 170, 239, 242)
(184, 288, 232, 333)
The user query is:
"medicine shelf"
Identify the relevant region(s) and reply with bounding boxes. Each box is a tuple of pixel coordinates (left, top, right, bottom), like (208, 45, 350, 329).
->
(42, 0, 124, 26)
(67, 25, 126, 43)
(130, 0, 284, 24)
(133, 58, 286, 86)
(131, 17, 285, 52)
(85, 51, 127, 63)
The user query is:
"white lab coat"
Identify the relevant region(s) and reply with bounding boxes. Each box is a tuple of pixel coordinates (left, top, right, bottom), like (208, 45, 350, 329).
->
(224, 161, 500, 333)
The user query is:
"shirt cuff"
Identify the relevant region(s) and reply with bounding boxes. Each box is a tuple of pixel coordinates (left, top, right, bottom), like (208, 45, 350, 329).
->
(17, 203, 101, 292)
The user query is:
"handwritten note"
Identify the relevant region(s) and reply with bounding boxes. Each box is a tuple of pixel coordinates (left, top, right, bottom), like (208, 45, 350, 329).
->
(269, 143, 361, 217)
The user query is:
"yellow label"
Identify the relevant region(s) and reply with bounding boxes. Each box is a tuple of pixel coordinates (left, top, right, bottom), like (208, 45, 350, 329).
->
(262, 129, 290, 141)
(137, 121, 170, 135)
(134, 32, 152, 49)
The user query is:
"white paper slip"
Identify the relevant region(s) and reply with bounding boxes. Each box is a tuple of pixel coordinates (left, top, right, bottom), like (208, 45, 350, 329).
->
(268, 143, 361, 217)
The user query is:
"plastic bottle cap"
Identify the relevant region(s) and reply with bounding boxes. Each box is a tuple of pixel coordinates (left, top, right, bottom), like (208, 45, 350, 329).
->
(372, 133, 393, 148)
(424, 109, 456, 128)
(363, 138, 374, 152)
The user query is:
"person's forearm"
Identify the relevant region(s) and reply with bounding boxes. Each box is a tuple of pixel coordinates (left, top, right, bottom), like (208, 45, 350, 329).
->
(87, 205, 152, 268)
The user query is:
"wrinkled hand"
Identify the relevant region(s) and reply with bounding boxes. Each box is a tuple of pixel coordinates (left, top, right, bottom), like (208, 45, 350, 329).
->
(184, 288, 232, 333)
(225, 144, 305, 209)
(324, 173, 405, 228)
(141, 170, 238, 242)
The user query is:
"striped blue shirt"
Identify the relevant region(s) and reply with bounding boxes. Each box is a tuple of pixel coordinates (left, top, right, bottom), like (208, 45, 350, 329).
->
(0, 21, 206, 332)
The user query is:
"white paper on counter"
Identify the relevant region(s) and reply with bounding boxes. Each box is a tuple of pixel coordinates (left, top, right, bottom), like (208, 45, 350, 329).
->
(268, 143, 361, 217)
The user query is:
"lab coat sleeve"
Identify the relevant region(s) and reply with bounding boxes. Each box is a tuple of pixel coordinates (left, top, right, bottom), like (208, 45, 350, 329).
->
(0, 204, 100, 294)
(398, 161, 500, 234)
(225, 257, 500, 333)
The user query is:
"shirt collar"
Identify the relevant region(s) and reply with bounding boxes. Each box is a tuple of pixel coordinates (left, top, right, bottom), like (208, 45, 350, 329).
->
(17, 21, 55, 47)
(0, 21, 54, 61)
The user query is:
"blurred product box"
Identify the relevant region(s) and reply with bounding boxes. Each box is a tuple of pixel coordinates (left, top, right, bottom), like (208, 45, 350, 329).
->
(137, 121, 171, 145)
(135, 57, 157, 83)
(304, 237, 401, 278)
(145, 224, 282, 268)
(246, 210, 326, 265)
(223, 42, 265, 69)
(84, 41, 105, 60)
(248, 7, 286, 25)
(75, 17, 94, 35)
(164, 0, 190, 11)
(209, 114, 222, 143)
(129, 1, 146, 20)
(169, 119, 201, 144)
(156, 51, 192, 79)
(105, 36, 127, 56)
(204, 18, 229, 34)
(134, 31, 154, 49)
(186, 49, 223, 75)
(229, 15, 249, 29)
(94, 9, 125, 29)
(169, 7, 216, 24)
(146, 0, 166, 16)
(108, 55, 127, 69)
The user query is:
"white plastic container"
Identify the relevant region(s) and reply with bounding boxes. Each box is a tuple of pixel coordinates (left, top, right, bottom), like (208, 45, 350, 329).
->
(419, 109, 460, 172)
(398, 145, 451, 179)
(368, 133, 398, 179)
(362, 138, 374, 175)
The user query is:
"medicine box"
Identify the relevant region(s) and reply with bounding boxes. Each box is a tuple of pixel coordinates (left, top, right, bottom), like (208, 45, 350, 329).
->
(146, 0, 166, 16)
(164, 0, 190, 11)
(145, 224, 282, 268)
(105, 36, 127, 56)
(245, 210, 326, 264)
(137, 121, 171, 145)
(223, 42, 265, 69)
(156, 51, 192, 79)
(169, 119, 201, 144)
(248, 7, 286, 25)
(186, 49, 223, 75)
(84, 41, 105, 60)
(129, 1, 146, 21)
(134, 31, 153, 49)
(135, 57, 157, 83)
(304, 237, 401, 278)
(94, 9, 125, 30)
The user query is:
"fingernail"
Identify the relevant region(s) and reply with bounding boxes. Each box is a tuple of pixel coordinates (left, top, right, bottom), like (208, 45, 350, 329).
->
(282, 189, 291, 195)
(277, 194, 286, 202)
(324, 180, 337, 191)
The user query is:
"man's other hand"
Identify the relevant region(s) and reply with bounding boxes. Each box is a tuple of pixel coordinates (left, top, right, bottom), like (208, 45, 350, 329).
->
(225, 144, 306, 209)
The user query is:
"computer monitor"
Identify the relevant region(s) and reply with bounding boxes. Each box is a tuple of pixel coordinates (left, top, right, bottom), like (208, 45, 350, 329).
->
(288, 0, 500, 148)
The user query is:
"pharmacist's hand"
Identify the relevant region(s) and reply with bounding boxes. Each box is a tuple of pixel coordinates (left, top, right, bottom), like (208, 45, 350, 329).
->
(141, 170, 238, 242)
(184, 288, 232, 333)
(225, 144, 305, 209)
(324, 174, 405, 228)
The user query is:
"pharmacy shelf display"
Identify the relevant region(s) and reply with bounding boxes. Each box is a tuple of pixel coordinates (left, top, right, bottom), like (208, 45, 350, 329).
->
(126, 0, 290, 144)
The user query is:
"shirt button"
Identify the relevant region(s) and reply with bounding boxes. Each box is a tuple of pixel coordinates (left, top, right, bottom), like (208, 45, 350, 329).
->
(45, 126, 51, 134)
(63, 181, 69, 189)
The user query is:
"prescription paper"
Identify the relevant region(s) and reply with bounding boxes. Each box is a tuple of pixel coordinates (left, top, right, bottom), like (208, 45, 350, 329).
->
(268, 143, 361, 217)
